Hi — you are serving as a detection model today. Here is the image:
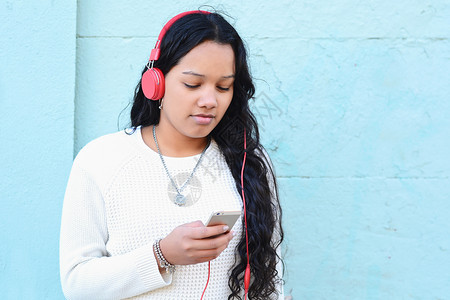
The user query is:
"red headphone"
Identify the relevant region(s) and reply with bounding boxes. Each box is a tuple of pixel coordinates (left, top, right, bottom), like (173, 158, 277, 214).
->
(141, 10, 211, 100)
(143, 11, 251, 299)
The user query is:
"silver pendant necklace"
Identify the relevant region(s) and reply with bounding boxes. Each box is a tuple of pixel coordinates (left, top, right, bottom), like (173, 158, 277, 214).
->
(153, 125, 209, 206)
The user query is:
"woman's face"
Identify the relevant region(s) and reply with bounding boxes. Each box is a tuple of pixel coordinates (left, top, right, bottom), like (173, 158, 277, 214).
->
(159, 40, 235, 140)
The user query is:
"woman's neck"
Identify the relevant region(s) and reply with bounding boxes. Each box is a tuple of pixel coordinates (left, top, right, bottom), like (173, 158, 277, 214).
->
(141, 125, 209, 158)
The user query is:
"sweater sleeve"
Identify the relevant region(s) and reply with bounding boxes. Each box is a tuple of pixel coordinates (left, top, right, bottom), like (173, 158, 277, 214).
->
(59, 158, 171, 300)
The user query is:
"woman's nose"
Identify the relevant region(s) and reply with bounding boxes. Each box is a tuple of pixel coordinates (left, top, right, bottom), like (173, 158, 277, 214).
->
(197, 88, 218, 109)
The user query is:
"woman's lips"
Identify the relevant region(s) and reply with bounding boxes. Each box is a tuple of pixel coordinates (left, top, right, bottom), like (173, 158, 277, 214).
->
(191, 114, 215, 125)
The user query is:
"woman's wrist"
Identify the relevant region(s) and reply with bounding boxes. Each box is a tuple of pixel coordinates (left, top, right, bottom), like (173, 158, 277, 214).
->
(153, 238, 176, 274)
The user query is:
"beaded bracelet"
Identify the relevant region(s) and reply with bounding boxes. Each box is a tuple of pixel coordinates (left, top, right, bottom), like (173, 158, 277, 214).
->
(153, 238, 176, 274)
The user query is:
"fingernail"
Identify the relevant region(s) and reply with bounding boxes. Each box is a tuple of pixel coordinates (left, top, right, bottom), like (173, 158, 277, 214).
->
(223, 225, 229, 232)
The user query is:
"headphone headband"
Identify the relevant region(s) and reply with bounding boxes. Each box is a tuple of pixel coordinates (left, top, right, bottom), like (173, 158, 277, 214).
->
(148, 10, 211, 62)
(142, 10, 211, 100)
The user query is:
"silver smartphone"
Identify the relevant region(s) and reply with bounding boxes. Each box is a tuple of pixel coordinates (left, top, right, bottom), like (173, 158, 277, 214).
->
(205, 210, 241, 230)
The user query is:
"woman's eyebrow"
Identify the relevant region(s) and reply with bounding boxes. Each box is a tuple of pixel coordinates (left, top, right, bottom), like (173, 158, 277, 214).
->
(182, 70, 235, 79)
(221, 74, 235, 79)
(182, 71, 205, 77)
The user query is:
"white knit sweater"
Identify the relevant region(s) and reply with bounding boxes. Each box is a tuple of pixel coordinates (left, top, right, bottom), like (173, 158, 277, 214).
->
(60, 127, 283, 299)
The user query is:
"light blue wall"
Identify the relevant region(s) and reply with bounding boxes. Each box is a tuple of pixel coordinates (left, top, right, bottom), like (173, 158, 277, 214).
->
(0, 0, 76, 299)
(1, 0, 449, 299)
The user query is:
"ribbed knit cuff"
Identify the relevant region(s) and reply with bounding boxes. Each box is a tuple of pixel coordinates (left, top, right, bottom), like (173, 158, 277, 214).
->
(134, 243, 172, 290)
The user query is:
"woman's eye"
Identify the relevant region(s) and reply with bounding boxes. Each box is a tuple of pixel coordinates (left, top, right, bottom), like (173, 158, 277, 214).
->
(184, 83, 200, 89)
(217, 86, 230, 91)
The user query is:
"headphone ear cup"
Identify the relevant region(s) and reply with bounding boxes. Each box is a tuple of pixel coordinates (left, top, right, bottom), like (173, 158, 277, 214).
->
(141, 68, 165, 100)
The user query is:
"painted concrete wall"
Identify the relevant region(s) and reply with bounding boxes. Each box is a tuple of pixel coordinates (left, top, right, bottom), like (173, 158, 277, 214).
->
(0, 0, 76, 299)
(1, 0, 449, 298)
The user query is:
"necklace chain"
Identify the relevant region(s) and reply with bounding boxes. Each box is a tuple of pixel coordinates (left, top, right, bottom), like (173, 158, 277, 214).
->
(152, 125, 210, 206)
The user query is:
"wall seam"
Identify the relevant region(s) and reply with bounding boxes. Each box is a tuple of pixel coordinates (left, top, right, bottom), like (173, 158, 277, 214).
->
(73, 0, 80, 159)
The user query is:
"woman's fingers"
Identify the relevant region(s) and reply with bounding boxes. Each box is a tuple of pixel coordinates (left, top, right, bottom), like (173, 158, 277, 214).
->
(188, 223, 230, 239)
(187, 239, 232, 263)
(183, 220, 204, 228)
(160, 221, 235, 265)
(191, 231, 233, 251)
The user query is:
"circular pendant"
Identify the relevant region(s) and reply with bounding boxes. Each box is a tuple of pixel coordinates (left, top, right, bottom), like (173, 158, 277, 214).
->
(174, 193, 186, 206)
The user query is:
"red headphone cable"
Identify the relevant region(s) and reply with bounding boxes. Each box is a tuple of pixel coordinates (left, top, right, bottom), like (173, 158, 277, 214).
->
(241, 128, 250, 299)
(200, 261, 211, 300)
(200, 129, 249, 300)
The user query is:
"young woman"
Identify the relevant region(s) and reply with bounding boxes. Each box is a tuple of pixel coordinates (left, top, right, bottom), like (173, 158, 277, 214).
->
(60, 10, 284, 300)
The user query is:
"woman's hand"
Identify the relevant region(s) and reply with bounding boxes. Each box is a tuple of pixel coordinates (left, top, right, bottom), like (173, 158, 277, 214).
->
(159, 220, 234, 265)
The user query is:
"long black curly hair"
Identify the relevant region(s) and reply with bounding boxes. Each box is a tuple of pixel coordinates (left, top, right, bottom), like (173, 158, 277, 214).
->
(129, 11, 284, 299)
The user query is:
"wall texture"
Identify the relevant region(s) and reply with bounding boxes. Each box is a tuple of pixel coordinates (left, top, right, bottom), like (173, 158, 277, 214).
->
(0, 0, 76, 299)
(1, 0, 449, 299)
